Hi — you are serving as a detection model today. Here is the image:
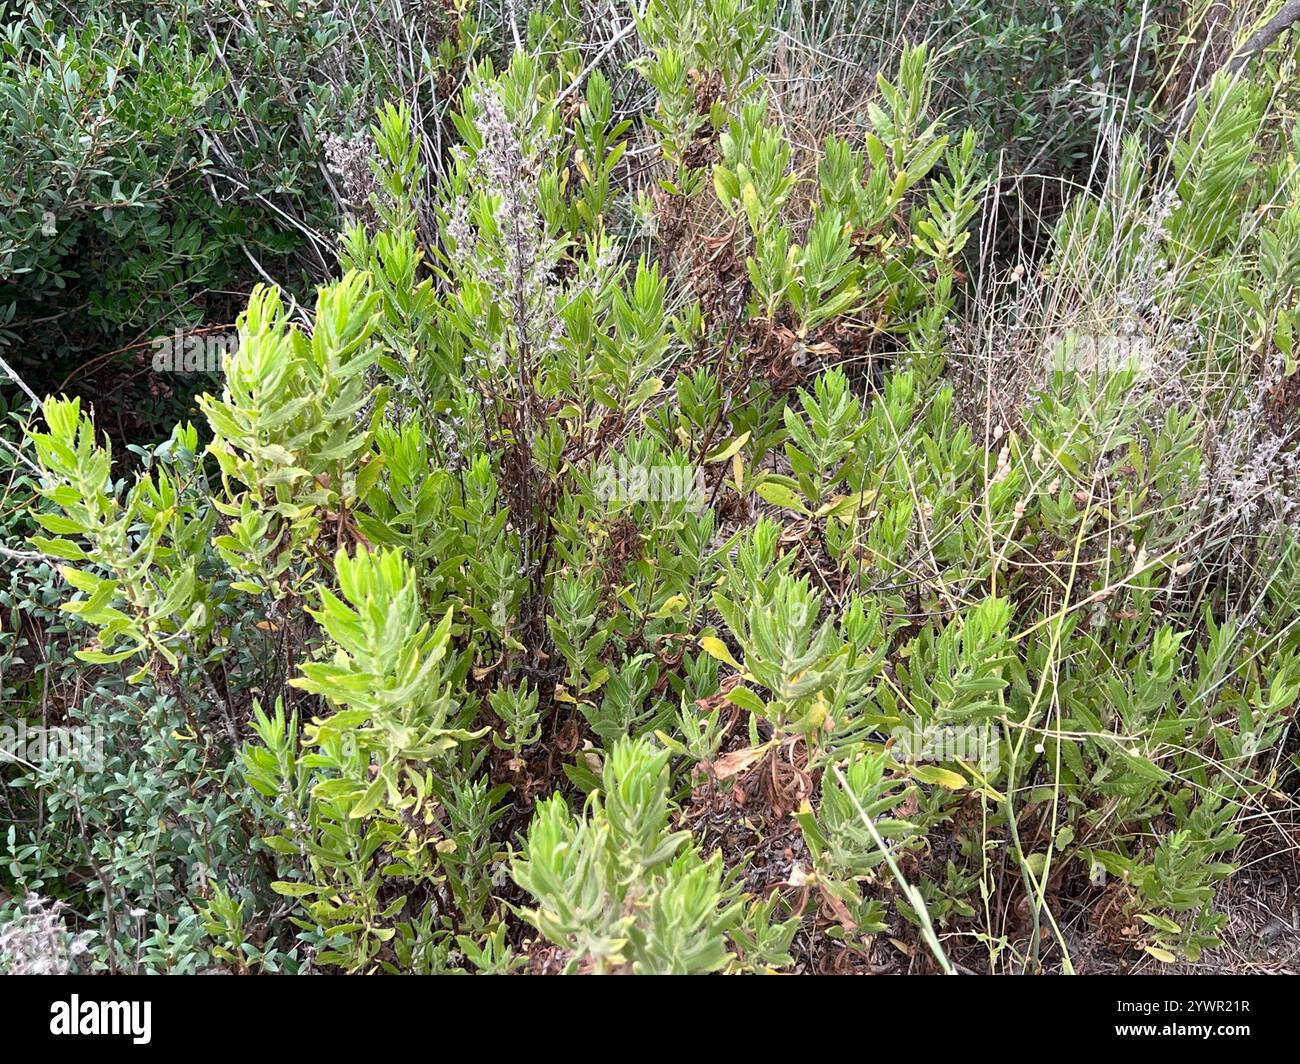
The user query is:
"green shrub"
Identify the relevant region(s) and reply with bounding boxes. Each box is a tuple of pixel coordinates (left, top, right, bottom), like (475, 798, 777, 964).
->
(0, 0, 473, 427)
(3, 2, 1298, 977)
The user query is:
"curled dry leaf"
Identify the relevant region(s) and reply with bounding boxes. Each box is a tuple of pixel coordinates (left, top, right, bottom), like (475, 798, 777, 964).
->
(711, 740, 776, 780)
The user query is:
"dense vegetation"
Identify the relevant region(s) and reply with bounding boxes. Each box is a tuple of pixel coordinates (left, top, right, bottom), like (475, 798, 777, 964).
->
(1, 0, 1298, 975)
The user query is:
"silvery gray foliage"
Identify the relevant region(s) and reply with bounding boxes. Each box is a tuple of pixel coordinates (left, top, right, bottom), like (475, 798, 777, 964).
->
(324, 130, 379, 224)
(454, 84, 564, 373)
(1209, 352, 1300, 528)
(0, 893, 93, 974)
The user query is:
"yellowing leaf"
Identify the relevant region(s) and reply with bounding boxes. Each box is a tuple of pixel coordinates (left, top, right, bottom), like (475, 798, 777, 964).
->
(652, 593, 688, 618)
(910, 764, 968, 789)
(755, 480, 809, 515)
(581, 668, 610, 694)
(817, 489, 879, 520)
(699, 636, 744, 671)
(705, 432, 751, 463)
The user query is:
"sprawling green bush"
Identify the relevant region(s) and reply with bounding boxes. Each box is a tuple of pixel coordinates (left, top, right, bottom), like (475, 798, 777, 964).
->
(2, 0, 1298, 976)
(0, 0, 474, 432)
